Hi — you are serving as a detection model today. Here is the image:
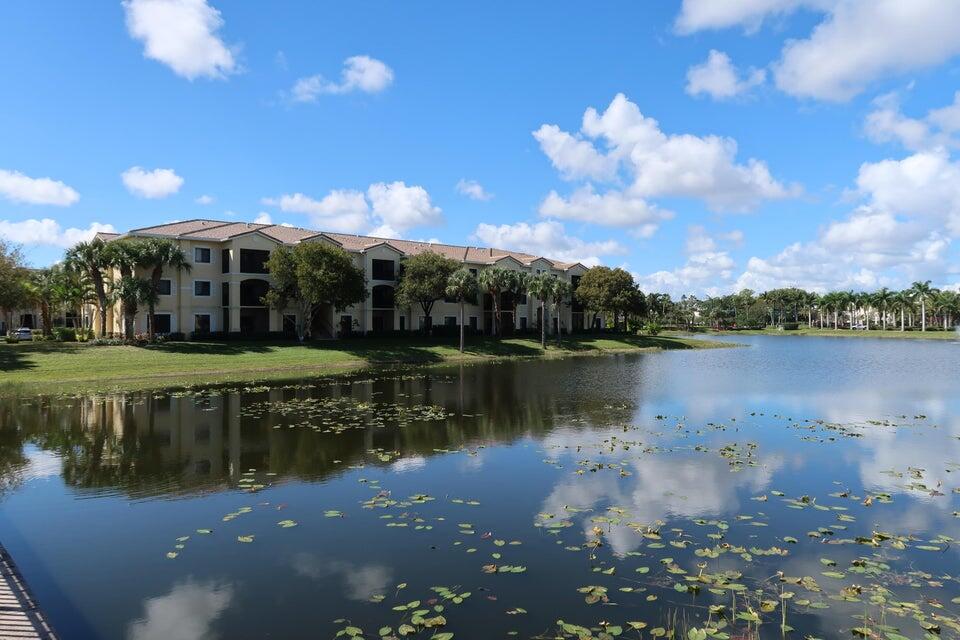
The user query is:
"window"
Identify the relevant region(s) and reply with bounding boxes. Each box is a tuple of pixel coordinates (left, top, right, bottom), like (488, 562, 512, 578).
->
(194, 247, 211, 263)
(240, 279, 269, 306)
(371, 285, 395, 308)
(194, 280, 212, 296)
(153, 314, 172, 334)
(194, 314, 211, 335)
(519, 294, 527, 304)
(372, 259, 395, 281)
(221, 249, 230, 273)
(221, 282, 230, 306)
(157, 279, 172, 296)
(339, 315, 353, 335)
(444, 316, 457, 327)
(240, 249, 270, 274)
(469, 316, 478, 332)
(400, 316, 406, 331)
(520, 317, 527, 330)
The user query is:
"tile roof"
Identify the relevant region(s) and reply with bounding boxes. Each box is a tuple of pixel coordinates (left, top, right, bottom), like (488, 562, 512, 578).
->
(113, 219, 583, 270)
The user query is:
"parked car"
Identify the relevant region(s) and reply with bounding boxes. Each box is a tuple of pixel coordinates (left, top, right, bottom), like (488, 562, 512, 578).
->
(14, 328, 33, 341)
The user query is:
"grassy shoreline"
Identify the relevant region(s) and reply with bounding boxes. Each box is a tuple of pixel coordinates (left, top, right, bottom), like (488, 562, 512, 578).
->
(0, 334, 727, 395)
(700, 327, 958, 340)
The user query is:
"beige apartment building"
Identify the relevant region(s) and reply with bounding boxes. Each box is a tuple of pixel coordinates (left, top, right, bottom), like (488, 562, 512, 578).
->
(94, 219, 590, 339)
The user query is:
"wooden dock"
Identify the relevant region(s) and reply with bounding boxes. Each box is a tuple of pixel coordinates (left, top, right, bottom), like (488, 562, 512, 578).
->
(0, 545, 56, 639)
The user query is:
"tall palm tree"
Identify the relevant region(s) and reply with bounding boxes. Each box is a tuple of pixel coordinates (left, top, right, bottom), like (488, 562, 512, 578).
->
(64, 238, 111, 337)
(445, 268, 478, 352)
(548, 278, 572, 345)
(909, 280, 937, 332)
(527, 273, 554, 349)
(477, 268, 511, 338)
(104, 240, 148, 339)
(140, 238, 191, 339)
(932, 290, 959, 331)
(25, 268, 59, 336)
(873, 287, 893, 331)
(892, 290, 913, 331)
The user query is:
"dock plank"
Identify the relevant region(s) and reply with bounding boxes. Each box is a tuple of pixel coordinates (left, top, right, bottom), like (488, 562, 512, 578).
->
(0, 545, 56, 640)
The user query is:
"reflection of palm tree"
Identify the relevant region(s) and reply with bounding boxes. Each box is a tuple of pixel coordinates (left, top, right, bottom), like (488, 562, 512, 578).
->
(909, 280, 938, 332)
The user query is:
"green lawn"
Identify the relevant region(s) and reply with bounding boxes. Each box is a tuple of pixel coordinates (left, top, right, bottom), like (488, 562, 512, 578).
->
(702, 327, 958, 340)
(0, 334, 725, 394)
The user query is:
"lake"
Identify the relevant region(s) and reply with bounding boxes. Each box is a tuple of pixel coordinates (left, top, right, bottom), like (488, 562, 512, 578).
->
(2, 334, 960, 639)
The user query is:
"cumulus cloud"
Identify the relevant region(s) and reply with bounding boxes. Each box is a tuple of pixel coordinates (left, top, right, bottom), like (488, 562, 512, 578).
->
(122, 166, 184, 199)
(676, 1, 960, 102)
(675, 0, 820, 34)
(455, 179, 493, 201)
(0, 169, 79, 206)
(471, 220, 626, 266)
(533, 94, 796, 237)
(685, 50, 766, 100)
(291, 56, 393, 102)
(864, 92, 960, 152)
(636, 226, 740, 297)
(773, 0, 960, 102)
(127, 580, 233, 640)
(253, 212, 272, 224)
(0, 218, 117, 248)
(194, 194, 215, 205)
(123, 0, 237, 80)
(262, 181, 441, 237)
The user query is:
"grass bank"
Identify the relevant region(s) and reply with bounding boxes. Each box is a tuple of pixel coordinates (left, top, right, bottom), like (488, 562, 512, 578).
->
(0, 334, 726, 395)
(701, 327, 958, 340)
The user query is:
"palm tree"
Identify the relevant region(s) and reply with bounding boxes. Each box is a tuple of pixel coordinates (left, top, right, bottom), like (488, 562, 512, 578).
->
(932, 290, 959, 331)
(477, 268, 511, 338)
(64, 238, 111, 337)
(527, 273, 554, 349)
(445, 268, 478, 352)
(53, 266, 94, 330)
(873, 287, 893, 331)
(909, 280, 938, 332)
(140, 238, 191, 340)
(104, 240, 148, 339)
(892, 290, 913, 331)
(25, 268, 58, 336)
(548, 278, 572, 345)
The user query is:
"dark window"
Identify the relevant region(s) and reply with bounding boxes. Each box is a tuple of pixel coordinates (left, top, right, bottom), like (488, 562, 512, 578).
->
(194, 314, 211, 335)
(153, 314, 172, 334)
(240, 249, 270, 274)
(519, 294, 527, 304)
(444, 316, 457, 327)
(371, 284, 395, 308)
(520, 317, 528, 330)
(157, 279, 172, 296)
(194, 247, 211, 263)
(221, 282, 230, 306)
(372, 259, 395, 280)
(339, 315, 352, 335)
(194, 281, 211, 296)
(221, 249, 230, 273)
(469, 316, 478, 331)
(240, 279, 269, 306)
(400, 316, 406, 331)
(571, 275, 584, 312)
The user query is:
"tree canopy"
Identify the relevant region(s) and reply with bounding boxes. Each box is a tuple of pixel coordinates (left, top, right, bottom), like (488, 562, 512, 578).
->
(395, 252, 460, 326)
(264, 242, 367, 340)
(575, 266, 643, 330)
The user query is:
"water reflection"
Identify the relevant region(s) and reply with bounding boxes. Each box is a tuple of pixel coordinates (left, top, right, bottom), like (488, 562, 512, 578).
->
(2, 337, 960, 639)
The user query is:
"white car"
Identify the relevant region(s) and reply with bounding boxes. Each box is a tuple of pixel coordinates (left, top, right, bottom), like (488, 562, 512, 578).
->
(14, 328, 33, 340)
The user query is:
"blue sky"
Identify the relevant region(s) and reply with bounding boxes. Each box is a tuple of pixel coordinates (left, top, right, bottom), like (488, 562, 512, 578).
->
(2, 1, 960, 296)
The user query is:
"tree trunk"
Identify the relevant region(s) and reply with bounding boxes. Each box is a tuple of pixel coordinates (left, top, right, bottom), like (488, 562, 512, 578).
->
(901, 308, 905, 331)
(540, 301, 546, 349)
(459, 300, 465, 352)
(921, 300, 926, 331)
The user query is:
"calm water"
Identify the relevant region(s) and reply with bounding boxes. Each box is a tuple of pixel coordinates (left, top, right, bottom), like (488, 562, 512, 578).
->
(2, 335, 960, 639)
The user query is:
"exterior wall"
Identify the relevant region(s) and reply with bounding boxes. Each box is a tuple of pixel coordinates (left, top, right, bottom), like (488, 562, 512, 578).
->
(96, 231, 586, 340)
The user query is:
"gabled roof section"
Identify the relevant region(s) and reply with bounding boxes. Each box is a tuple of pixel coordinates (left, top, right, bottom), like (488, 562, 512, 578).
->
(128, 219, 232, 238)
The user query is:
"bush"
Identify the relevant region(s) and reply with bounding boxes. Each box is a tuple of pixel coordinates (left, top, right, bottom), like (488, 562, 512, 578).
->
(52, 327, 77, 342)
(91, 338, 125, 346)
(5, 335, 18, 344)
(642, 322, 662, 336)
(778, 322, 799, 331)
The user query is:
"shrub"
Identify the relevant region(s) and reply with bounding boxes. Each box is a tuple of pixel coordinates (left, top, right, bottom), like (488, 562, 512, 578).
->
(642, 322, 662, 336)
(52, 327, 78, 342)
(778, 322, 799, 331)
(91, 338, 125, 346)
(5, 335, 19, 344)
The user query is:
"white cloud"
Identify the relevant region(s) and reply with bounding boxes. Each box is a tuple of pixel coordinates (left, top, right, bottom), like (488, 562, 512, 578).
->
(253, 212, 272, 224)
(194, 194, 215, 205)
(455, 179, 493, 201)
(675, 0, 820, 34)
(122, 166, 184, 199)
(0, 218, 117, 248)
(864, 92, 960, 152)
(263, 181, 441, 236)
(291, 55, 394, 102)
(685, 50, 766, 100)
(128, 580, 233, 640)
(534, 94, 797, 229)
(471, 220, 625, 266)
(773, 0, 960, 101)
(0, 169, 79, 206)
(636, 226, 739, 296)
(538, 185, 673, 235)
(123, 0, 237, 80)
(366, 181, 442, 233)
